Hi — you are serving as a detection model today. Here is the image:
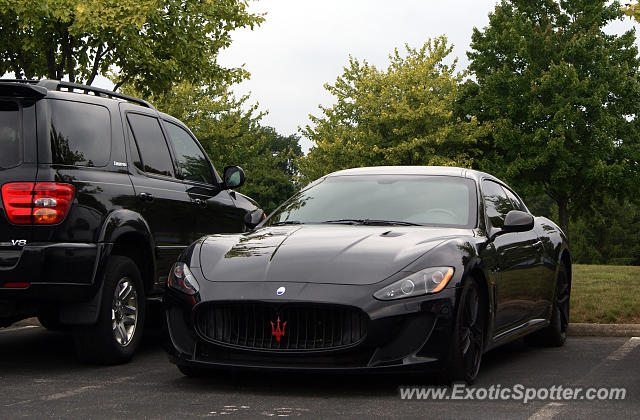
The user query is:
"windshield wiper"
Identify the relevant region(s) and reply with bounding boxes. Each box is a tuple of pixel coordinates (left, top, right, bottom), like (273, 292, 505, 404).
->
(322, 219, 365, 225)
(322, 219, 421, 226)
(270, 220, 303, 226)
(361, 219, 422, 226)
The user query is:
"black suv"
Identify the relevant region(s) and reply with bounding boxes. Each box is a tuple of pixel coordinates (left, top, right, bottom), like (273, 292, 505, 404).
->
(0, 80, 264, 364)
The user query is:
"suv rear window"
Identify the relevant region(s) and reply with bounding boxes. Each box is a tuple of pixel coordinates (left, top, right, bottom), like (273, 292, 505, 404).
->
(49, 100, 111, 167)
(0, 101, 21, 168)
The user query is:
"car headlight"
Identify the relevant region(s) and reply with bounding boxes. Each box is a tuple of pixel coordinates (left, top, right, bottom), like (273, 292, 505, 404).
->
(373, 267, 454, 301)
(167, 262, 200, 295)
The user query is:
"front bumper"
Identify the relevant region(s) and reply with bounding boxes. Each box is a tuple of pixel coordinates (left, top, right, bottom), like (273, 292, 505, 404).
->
(164, 281, 460, 372)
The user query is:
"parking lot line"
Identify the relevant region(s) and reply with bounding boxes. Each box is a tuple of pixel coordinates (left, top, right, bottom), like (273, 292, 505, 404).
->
(527, 336, 639, 420)
(527, 402, 565, 420)
(606, 337, 640, 361)
(41, 376, 136, 401)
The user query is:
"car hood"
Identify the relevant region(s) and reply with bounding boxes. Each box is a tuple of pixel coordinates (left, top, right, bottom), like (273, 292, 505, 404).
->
(199, 225, 472, 285)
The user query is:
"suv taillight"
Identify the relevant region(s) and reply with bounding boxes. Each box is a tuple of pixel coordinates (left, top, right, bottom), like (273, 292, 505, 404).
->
(1, 183, 75, 224)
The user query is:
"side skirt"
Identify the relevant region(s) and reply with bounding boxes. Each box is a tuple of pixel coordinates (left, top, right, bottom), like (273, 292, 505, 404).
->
(487, 318, 548, 350)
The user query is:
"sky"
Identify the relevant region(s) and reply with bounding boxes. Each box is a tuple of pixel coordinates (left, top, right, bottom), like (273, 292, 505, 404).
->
(216, 0, 640, 152)
(217, 0, 499, 151)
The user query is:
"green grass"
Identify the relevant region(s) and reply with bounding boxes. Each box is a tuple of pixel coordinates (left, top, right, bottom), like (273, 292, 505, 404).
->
(571, 264, 640, 324)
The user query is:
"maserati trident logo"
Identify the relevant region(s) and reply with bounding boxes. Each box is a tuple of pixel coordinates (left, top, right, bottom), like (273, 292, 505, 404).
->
(270, 317, 287, 342)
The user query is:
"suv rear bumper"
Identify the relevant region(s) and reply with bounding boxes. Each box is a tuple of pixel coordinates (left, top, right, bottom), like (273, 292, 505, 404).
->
(0, 242, 109, 302)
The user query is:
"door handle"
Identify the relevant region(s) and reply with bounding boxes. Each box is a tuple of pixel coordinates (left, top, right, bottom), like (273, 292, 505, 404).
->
(193, 198, 207, 208)
(139, 192, 154, 202)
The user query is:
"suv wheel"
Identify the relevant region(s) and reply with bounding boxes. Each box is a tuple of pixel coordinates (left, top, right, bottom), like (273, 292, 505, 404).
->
(74, 256, 146, 364)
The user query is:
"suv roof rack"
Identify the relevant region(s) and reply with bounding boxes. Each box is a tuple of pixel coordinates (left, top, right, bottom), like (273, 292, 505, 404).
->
(0, 79, 39, 84)
(36, 79, 156, 110)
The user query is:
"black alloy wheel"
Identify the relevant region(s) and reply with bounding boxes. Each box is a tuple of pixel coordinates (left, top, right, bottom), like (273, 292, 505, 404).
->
(446, 279, 485, 384)
(525, 265, 570, 347)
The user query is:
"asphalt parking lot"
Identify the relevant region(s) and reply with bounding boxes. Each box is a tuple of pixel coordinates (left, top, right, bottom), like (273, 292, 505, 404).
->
(0, 324, 638, 419)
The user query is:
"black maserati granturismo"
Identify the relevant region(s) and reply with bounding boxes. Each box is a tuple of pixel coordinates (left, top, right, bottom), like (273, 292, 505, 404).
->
(163, 166, 571, 383)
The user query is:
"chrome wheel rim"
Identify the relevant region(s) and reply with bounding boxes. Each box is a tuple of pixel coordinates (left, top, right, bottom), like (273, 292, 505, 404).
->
(460, 284, 483, 379)
(112, 277, 138, 346)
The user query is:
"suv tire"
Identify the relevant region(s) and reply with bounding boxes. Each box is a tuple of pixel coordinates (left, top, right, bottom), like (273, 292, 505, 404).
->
(74, 256, 146, 364)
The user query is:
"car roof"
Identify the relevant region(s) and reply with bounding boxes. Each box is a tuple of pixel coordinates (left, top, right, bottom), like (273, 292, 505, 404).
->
(0, 79, 155, 110)
(326, 166, 500, 183)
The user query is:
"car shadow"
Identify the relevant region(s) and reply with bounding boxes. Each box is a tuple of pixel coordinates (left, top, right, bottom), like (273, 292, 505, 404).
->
(0, 322, 540, 397)
(0, 323, 166, 375)
(169, 339, 540, 398)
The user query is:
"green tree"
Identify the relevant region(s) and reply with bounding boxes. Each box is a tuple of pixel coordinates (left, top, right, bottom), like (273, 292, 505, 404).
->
(462, 0, 640, 238)
(571, 198, 640, 265)
(299, 37, 488, 183)
(623, 1, 640, 21)
(139, 82, 302, 213)
(0, 0, 263, 95)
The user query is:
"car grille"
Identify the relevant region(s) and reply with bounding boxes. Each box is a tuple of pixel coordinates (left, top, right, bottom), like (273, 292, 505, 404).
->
(195, 302, 368, 352)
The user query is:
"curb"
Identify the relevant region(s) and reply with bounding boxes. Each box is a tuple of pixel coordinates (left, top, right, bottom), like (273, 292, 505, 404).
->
(12, 317, 40, 328)
(568, 323, 640, 337)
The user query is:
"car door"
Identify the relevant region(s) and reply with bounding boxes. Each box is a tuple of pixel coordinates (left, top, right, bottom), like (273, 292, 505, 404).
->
(161, 119, 244, 236)
(482, 180, 544, 333)
(123, 109, 195, 293)
(502, 184, 554, 320)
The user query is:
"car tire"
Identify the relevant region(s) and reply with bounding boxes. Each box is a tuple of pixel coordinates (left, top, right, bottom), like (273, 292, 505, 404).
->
(74, 256, 146, 365)
(37, 305, 69, 332)
(445, 278, 486, 385)
(525, 265, 570, 347)
(177, 364, 207, 378)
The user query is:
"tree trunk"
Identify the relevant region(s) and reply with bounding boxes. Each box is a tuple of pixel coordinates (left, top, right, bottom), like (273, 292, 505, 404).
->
(45, 35, 56, 79)
(86, 44, 105, 86)
(557, 197, 570, 242)
(65, 34, 75, 83)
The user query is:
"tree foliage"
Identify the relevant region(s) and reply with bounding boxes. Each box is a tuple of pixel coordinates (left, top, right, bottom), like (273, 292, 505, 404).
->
(0, 0, 263, 95)
(571, 198, 640, 265)
(462, 0, 640, 238)
(137, 82, 302, 213)
(299, 37, 488, 183)
(623, 1, 640, 22)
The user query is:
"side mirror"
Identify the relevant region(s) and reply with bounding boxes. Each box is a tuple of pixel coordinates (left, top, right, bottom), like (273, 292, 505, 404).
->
(244, 208, 266, 230)
(223, 166, 245, 189)
(502, 210, 534, 233)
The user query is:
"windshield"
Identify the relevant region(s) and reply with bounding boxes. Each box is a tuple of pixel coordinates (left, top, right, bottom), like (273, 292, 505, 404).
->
(266, 175, 478, 228)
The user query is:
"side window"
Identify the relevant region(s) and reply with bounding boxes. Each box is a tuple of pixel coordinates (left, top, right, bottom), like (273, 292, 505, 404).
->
(127, 113, 175, 177)
(127, 123, 143, 172)
(49, 100, 111, 167)
(0, 101, 21, 168)
(482, 180, 515, 228)
(503, 187, 526, 212)
(163, 121, 214, 185)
